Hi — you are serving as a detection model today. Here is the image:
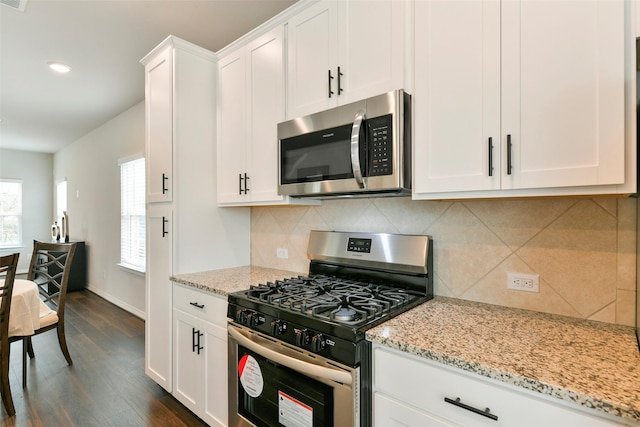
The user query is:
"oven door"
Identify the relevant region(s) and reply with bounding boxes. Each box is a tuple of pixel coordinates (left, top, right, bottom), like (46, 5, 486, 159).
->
(228, 323, 358, 427)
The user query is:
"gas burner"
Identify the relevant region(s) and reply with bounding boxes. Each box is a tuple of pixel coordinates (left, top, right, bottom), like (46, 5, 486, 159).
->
(333, 306, 357, 322)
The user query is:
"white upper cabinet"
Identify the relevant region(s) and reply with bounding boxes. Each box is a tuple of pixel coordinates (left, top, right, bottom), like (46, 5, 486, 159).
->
(217, 25, 319, 206)
(286, 0, 409, 119)
(144, 45, 173, 203)
(218, 49, 248, 205)
(414, 0, 633, 199)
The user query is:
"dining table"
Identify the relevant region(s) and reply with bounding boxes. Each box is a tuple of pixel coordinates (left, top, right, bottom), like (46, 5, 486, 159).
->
(4, 279, 47, 338)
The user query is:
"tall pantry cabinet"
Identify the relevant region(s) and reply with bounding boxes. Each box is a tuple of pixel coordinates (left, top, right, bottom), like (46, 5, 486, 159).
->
(140, 36, 250, 392)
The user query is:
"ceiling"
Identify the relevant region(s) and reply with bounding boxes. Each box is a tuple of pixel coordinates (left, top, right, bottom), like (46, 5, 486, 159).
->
(0, 0, 296, 154)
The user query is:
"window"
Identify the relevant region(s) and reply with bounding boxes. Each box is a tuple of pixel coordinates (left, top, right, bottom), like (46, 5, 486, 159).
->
(0, 180, 22, 248)
(119, 157, 146, 272)
(56, 179, 67, 220)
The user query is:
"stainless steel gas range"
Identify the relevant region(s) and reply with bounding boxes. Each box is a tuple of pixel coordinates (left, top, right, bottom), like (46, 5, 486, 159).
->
(227, 230, 433, 427)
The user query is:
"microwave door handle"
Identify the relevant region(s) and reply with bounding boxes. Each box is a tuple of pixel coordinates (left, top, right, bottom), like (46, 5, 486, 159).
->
(350, 109, 366, 189)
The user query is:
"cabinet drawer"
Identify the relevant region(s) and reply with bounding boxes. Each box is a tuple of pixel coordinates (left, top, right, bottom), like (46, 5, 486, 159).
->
(172, 283, 227, 326)
(373, 347, 623, 427)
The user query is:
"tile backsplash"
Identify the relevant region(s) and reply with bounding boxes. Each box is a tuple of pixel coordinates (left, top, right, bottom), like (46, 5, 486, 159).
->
(251, 196, 637, 326)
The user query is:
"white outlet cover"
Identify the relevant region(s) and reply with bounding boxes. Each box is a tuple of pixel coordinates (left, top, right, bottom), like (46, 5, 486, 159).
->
(276, 248, 288, 259)
(507, 272, 539, 293)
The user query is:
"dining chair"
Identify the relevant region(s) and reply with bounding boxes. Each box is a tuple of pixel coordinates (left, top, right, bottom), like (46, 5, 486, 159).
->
(0, 253, 20, 416)
(10, 242, 76, 388)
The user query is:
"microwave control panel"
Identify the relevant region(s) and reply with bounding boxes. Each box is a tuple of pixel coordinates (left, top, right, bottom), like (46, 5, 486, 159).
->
(368, 114, 392, 176)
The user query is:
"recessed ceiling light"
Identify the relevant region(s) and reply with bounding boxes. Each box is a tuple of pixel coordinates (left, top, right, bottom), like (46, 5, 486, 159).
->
(47, 61, 71, 73)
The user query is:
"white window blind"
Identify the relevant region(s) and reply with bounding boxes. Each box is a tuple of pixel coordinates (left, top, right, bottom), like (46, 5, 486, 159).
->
(120, 157, 146, 272)
(0, 180, 22, 248)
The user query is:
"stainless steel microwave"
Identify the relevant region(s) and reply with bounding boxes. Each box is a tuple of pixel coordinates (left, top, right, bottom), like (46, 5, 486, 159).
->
(277, 90, 411, 198)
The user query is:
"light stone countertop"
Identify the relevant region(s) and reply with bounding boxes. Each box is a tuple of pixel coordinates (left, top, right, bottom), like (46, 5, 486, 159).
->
(170, 265, 303, 297)
(366, 296, 640, 424)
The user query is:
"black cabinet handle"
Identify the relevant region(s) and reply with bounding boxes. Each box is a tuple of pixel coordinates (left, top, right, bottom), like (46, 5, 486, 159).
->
(197, 330, 203, 354)
(162, 173, 168, 194)
(507, 134, 513, 175)
(488, 137, 494, 177)
(444, 397, 498, 421)
(328, 69, 334, 98)
(244, 173, 250, 193)
(239, 173, 244, 195)
(162, 216, 168, 237)
(337, 66, 343, 95)
(192, 327, 197, 353)
(189, 301, 204, 309)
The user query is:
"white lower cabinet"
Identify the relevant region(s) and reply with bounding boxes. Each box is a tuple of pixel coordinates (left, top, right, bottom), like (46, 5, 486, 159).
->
(373, 346, 627, 427)
(173, 283, 228, 427)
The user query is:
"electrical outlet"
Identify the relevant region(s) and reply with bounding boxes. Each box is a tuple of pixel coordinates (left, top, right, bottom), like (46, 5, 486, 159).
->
(276, 248, 288, 259)
(507, 272, 539, 293)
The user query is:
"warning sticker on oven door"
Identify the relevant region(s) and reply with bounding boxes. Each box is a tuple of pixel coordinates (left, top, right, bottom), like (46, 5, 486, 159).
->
(238, 354, 264, 398)
(278, 391, 313, 427)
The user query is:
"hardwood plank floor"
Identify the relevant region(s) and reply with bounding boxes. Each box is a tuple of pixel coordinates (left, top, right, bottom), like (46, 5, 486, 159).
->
(1, 291, 208, 427)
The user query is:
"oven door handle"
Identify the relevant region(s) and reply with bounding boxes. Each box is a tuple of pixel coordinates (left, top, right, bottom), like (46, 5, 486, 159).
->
(228, 325, 353, 385)
(350, 109, 366, 189)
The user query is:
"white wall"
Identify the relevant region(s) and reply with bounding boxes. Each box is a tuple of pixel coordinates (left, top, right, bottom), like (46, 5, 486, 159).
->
(53, 102, 146, 317)
(0, 149, 53, 273)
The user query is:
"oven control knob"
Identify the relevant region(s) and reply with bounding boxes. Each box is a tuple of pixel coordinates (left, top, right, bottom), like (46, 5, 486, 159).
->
(311, 333, 326, 353)
(237, 309, 263, 327)
(295, 329, 312, 346)
(271, 319, 287, 336)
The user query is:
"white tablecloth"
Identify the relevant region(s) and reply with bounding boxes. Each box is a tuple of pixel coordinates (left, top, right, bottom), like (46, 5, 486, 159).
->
(3, 279, 41, 337)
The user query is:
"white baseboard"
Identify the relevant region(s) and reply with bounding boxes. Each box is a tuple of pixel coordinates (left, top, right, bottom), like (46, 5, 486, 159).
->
(85, 285, 146, 320)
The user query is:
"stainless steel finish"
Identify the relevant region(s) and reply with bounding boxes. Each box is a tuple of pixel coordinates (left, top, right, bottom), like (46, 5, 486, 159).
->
(350, 109, 366, 189)
(277, 89, 411, 197)
(227, 323, 359, 427)
(307, 230, 430, 275)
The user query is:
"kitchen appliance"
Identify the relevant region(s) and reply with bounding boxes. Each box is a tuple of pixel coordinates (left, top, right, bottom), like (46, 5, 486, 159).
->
(227, 230, 433, 427)
(277, 90, 411, 198)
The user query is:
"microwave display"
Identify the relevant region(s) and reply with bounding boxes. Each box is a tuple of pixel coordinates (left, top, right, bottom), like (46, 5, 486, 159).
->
(280, 114, 393, 185)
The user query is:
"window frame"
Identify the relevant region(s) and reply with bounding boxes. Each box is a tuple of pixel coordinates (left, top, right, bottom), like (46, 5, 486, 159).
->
(0, 179, 23, 249)
(118, 155, 146, 274)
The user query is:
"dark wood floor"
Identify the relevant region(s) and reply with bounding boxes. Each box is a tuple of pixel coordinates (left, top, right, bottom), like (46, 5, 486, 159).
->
(1, 290, 208, 427)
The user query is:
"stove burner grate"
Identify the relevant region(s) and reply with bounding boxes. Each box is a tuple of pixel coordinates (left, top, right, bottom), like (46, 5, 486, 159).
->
(246, 275, 418, 326)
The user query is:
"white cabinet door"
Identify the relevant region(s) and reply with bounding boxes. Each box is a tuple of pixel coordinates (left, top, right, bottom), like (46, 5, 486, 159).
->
(287, 0, 338, 118)
(286, 0, 408, 119)
(413, 0, 627, 199)
(246, 26, 286, 204)
(337, 0, 407, 105)
(501, 0, 625, 190)
(173, 308, 201, 414)
(202, 319, 228, 427)
(374, 393, 457, 427)
(217, 51, 248, 204)
(144, 45, 173, 203)
(145, 204, 172, 391)
(413, 0, 501, 194)
(373, 346, 624, 427)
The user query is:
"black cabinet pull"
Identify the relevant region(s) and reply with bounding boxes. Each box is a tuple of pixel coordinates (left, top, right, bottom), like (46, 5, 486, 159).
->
(239, 173, 244, 195)
(192, 327, 198, 353)
(244, 173, 250, 193)
(197, 330, 203, 355)
(488, 137, 494, 177)
(507, 134, 513, 175)
(328, 69, 334, 98)
(444, 397, 498, 421)
(337, 66, 343, 94)
(162, 216, 168, 237)
(162, 173, 168, 194)
(189, 301, 204, 309)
